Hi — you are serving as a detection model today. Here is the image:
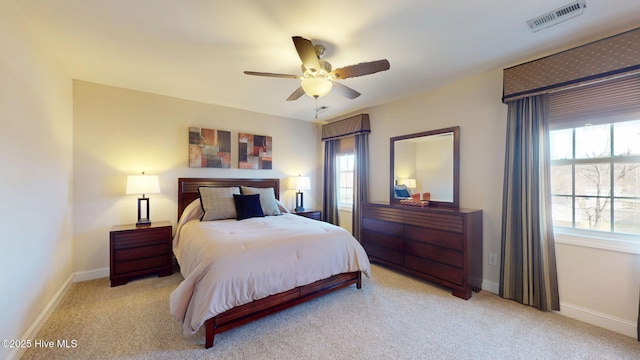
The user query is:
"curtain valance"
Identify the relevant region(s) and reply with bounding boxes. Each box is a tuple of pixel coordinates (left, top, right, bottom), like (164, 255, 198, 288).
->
(502, 27, 640, 103)
(321, 114, 370, 141)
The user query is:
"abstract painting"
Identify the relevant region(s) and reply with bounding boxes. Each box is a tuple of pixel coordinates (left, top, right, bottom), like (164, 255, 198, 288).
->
(238, 133, 272, 169)
(189, 127, 231, 168)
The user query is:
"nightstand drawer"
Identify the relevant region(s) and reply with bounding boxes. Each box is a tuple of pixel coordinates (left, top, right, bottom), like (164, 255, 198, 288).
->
(114, 255, 169, 275)
(294, 210, 322, 221)
(115, 243, 170, 262)
(112, 228, 170, 249)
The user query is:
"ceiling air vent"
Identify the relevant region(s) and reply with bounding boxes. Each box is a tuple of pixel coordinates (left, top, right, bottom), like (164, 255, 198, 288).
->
(527, 0, 587, 32)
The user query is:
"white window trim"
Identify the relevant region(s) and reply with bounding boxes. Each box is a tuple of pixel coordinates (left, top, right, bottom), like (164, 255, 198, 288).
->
(554, 227, 640, 255)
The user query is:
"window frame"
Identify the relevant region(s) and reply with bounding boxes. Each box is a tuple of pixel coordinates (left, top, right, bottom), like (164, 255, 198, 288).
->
(336, 153, 355, 211)
(549, 122, 640, 252)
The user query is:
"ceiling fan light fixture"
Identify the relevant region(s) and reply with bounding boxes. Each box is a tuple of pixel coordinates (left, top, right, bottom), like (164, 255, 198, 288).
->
(301, 77, 332, 98)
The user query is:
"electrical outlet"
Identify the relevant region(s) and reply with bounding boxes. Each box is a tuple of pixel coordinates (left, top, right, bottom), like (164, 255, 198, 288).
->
(489, 253, 498, 266)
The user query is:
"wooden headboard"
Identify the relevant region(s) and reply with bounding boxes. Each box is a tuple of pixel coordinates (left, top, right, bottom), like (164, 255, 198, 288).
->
(177, 178, 280, 220)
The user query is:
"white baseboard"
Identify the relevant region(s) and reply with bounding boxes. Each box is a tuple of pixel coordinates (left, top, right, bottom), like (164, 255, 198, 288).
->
(479, 281, 636, 339)
(6, 274, 74, 360)
(558, 301, 638, 338)
(7, 268, 109, 360)
(481, 279, 500, 294)
(72, 267, 109, 282)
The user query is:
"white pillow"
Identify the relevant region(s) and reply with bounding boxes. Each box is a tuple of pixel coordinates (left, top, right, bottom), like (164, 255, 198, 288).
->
(240, 186, 282, 216)
(198, 186, 241, 221)
(178, 198, 204, 226)
(276, 199, 290, 214)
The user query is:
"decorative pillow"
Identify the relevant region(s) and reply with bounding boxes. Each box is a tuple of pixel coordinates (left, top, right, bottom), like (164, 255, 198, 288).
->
(240, 186, 282, 216)
(395, 187, 411, 198)
(198, 186, 241, 221)
(233, 194, 265, 220)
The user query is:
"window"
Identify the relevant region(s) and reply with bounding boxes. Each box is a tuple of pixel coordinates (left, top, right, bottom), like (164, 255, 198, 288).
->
(550, 119, 640, 236)
(337, 154, 354, 209)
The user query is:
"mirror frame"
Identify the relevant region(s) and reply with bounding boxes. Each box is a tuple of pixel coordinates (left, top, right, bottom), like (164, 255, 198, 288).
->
(389, 126, 460, 208)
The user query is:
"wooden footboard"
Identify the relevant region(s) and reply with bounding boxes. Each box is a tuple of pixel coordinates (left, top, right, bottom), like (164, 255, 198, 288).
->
(204, 271, 362, 348)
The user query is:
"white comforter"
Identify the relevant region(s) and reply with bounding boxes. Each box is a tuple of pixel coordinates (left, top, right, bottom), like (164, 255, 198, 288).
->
(169, 213, 371, 337)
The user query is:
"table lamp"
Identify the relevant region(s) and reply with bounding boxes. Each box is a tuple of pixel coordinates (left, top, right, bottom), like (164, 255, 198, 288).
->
(125, 172, 160, 226)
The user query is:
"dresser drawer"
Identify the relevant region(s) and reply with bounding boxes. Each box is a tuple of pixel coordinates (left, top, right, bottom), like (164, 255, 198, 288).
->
(363, 242, 403, 265)
(404, 240, 463, 268)
(404, 225, 463, 250)
(362, 218, 402, 236)
(404, 255, 463, 285)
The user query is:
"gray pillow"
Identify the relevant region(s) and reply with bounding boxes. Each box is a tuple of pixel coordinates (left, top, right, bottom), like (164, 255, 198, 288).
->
(240, 186, 282, 216)
(198, 186, 241, 221)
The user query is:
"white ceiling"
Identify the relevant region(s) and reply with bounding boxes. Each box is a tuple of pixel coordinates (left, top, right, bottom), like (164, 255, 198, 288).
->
(17, 0, 640, 122)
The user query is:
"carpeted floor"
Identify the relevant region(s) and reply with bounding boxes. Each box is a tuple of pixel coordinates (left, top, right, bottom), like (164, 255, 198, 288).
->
(22, 265, 639, 359)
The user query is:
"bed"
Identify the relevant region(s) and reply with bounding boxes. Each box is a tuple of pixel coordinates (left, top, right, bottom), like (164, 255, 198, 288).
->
(169, 178, 371, 348)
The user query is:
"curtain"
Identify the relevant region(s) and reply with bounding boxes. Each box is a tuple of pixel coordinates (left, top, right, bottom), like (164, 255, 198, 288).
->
(352, 133, 369, 240)
(322, 140, 339, 225)
(500, 94, 560, 311)
(321, 114, 371, 229)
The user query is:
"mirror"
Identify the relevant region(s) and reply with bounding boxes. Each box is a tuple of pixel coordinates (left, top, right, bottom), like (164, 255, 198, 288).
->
(390, 126, 460, 208)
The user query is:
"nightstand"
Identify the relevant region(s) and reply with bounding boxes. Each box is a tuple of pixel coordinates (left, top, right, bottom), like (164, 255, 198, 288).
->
(293, 209, 322, 221)
(109, 221, 173, 287)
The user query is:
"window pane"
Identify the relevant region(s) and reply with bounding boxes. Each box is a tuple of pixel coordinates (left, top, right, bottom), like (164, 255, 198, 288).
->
(575, 163, 610, 196)
(575, 197, 611, 232)
(613, 119, 640, 156)
(337, 154, 355, 208)
(551, 195, 573, 227)
(614, 199, 640, 235)
(550, 165, 572, 195)
(575, 124, 610, 159)
(614, 163, 640, 197)
(550, 129, 573, 160)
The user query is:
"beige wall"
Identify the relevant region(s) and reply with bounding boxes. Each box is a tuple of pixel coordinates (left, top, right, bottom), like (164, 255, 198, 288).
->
(0, 2, 73, 359)
(341, 67, 639, 338)
(360, 68, 508, 290)
(72, 81, 322, 274)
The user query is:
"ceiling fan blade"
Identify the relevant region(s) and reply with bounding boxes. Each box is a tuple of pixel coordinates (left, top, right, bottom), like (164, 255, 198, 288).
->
(331, 82, 361, 99)
(331, 59, 390, 79)
(292, 36, 321, 73)
(244, 71, 300, 79)
(286, 87, 305, 101)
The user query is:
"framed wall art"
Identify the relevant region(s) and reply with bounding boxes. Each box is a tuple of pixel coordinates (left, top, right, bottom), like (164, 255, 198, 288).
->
(189, 127, 231, 168)
(238, 133, 272, 169)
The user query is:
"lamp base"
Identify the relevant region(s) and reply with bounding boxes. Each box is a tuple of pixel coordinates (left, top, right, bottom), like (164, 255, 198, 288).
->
(136, 219, 151, 227)
(137, 197, 151, 227)
(295, 191, 304, 212)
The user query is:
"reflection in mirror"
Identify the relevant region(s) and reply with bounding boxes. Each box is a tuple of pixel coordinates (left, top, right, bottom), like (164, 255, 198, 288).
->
(390, 126, 460, 208)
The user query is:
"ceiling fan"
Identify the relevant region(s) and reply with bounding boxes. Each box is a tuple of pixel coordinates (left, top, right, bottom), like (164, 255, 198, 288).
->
(244, 36, 390, 101)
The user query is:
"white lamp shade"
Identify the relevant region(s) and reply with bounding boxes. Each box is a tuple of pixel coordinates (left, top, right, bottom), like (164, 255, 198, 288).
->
(399, 178, 416, 189)
(301, 78, 332, 98)
(126, 174, 160, 195)
(295, 176, 311, 191)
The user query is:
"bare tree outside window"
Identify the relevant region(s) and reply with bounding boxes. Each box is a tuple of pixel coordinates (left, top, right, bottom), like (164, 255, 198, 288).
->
(550, 120, 640, 235)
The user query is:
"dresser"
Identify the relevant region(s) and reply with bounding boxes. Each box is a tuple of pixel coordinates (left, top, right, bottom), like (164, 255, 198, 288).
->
(361, 203, 482, 299)
(109, 221, 173, 287)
